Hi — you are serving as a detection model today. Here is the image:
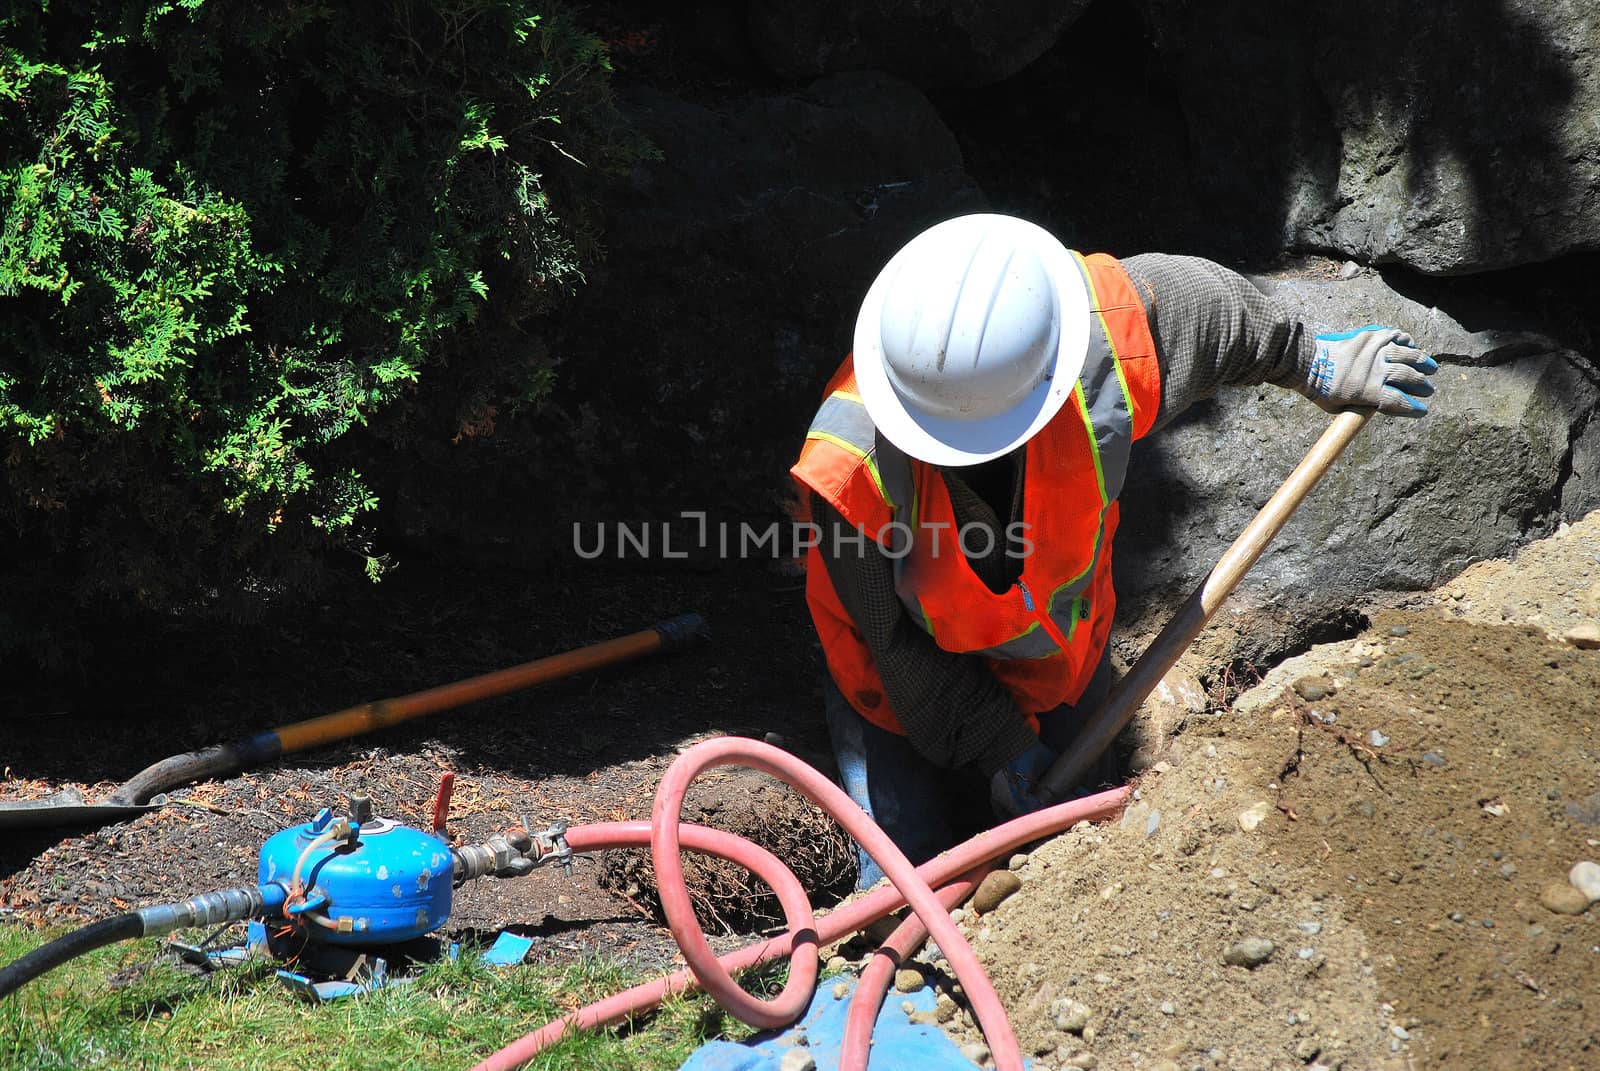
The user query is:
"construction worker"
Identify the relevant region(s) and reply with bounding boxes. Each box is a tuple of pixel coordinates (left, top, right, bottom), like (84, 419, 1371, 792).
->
(790, 214, 1436, 887)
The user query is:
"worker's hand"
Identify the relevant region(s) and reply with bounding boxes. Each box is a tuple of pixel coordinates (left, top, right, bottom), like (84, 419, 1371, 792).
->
(989, 740, 1059, 820)
(1303, 326, 1437, 416)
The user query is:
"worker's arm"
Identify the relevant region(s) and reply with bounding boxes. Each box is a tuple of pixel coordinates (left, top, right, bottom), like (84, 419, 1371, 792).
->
(1120, 253, 1434, 427)
(1120, 253, 1309, 429)
(810, 493, 1038, 779)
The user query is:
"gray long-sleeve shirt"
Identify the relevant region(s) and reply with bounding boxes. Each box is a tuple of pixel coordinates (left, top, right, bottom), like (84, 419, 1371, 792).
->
(813, 254, 1316, 776)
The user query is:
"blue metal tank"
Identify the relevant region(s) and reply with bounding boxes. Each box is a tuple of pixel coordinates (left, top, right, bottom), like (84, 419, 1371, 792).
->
(258, 810, 453, 945)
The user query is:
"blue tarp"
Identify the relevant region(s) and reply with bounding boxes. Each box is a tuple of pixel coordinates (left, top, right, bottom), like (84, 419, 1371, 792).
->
(680, 977, 985, 1071)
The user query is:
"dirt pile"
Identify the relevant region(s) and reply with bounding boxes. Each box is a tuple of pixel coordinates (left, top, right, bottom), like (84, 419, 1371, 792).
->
(932, 512, 1600, 1070)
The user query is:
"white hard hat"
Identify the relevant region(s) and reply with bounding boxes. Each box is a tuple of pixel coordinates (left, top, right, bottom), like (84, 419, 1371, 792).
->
(853, 214, 1090, 467)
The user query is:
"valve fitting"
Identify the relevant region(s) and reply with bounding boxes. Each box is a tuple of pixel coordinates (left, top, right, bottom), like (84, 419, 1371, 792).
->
(451, 820, 572, 883)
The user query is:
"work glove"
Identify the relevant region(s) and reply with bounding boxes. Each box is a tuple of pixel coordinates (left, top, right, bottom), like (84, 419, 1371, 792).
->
(988, 739, 1059, 820)
(1301, 326, 1437, 416)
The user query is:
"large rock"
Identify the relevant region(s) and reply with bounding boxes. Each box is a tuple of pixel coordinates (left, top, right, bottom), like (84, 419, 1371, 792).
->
(609, 72, 976, 283)
(534, 72, 982, 528)
(1131, 0, 1600, 273)
(1113, 265, 1600, 670)
(747, 0, 1094, 88)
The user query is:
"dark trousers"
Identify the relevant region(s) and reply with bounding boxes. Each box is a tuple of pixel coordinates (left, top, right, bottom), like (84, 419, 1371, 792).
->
(821, 651, 1114, 889)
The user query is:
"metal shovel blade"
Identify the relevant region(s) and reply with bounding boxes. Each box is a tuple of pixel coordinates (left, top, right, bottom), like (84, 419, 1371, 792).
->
(0, 787, 162, 830)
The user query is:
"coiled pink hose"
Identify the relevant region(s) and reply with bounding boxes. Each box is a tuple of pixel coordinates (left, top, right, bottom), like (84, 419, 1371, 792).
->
(471, 739, 1130, 1071)
(654, 738, 1022, 1068)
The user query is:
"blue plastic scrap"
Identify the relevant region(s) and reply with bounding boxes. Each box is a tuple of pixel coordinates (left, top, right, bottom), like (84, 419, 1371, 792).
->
(482, 931, 534, 967)
(679, 977, 987, 1071)
(276, 965, 395, 1003)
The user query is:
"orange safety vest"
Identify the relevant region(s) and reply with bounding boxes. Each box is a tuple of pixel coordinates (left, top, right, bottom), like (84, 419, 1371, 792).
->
(790, 252, 1163, 737)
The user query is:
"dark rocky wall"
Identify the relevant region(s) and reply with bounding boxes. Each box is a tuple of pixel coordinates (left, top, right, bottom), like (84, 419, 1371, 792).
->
(1114, 263, 1600, 670)
(391, 1, 1600, 670)
(547, 69, 983, 521)
(747, 0, 1095, 87)
(1128, 0, 1600, 274)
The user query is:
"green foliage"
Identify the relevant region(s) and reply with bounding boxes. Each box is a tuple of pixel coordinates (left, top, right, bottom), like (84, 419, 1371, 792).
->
(0, 0, 634, 649)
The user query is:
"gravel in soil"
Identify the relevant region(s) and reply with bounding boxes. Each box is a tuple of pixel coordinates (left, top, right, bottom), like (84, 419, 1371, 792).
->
(936, 512, 1600, 1071)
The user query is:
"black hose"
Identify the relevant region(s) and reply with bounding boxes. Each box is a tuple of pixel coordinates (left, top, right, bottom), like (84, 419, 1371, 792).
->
(1, 884, 282, 1000)
(0, 913, 143, 999)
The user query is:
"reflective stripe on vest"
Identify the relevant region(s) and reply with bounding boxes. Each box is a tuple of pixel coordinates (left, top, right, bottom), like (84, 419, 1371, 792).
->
(809, 389, 897, 508)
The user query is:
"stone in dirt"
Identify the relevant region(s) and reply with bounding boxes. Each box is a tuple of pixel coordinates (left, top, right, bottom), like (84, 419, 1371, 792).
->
(1568, 860, 1600, 903)
(779, 1047, 817, 1071)
(1223, 937, 1276, 968)
(970, 870, 1022, 914)
(894, 967, 924, 993)
(1563, 623, 1600, 649)
(1564, 792, 1600, 826)
(1237, 801, 1272, 832)
(1051, 998, 1092, 1034)
(1292, 676, 1334, 701)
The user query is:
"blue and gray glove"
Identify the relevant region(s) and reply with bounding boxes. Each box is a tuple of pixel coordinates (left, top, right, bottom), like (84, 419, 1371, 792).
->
(1302, 325, 1437, 416)
(989, 740, 1059, 820)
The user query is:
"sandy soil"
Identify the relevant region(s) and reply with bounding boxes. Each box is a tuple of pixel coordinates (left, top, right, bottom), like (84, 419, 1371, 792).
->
(927, 512, 1600, 1070)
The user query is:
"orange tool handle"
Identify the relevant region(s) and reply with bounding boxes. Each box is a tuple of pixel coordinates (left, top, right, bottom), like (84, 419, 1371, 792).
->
(109, 614, 708, 806)
(273, 619, 696, 753)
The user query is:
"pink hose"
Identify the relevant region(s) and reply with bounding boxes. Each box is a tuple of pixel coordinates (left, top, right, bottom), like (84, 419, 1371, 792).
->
(841, 867, 989, 1071)
(470, 740, 1130, 1071)
(652, 738, 1018, 1060)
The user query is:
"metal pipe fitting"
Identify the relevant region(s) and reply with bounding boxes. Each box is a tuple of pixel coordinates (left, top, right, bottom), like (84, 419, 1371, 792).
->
(451, 820, 572, 883)
(134, 884, 290, 938)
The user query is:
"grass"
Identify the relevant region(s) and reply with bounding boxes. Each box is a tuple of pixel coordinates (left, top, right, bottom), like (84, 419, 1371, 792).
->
(0, 925, 758, 1070)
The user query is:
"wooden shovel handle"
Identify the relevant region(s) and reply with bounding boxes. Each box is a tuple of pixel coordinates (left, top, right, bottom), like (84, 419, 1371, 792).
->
(1040, 409, 1372, 799)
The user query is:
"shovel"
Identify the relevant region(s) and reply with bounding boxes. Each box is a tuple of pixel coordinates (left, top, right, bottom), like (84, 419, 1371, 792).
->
(0, 613, 708, 830)
(1041, 410, 1371, 800)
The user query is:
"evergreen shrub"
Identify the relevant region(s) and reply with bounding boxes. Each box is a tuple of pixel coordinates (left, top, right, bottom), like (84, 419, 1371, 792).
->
(0, 0, 633, 656)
